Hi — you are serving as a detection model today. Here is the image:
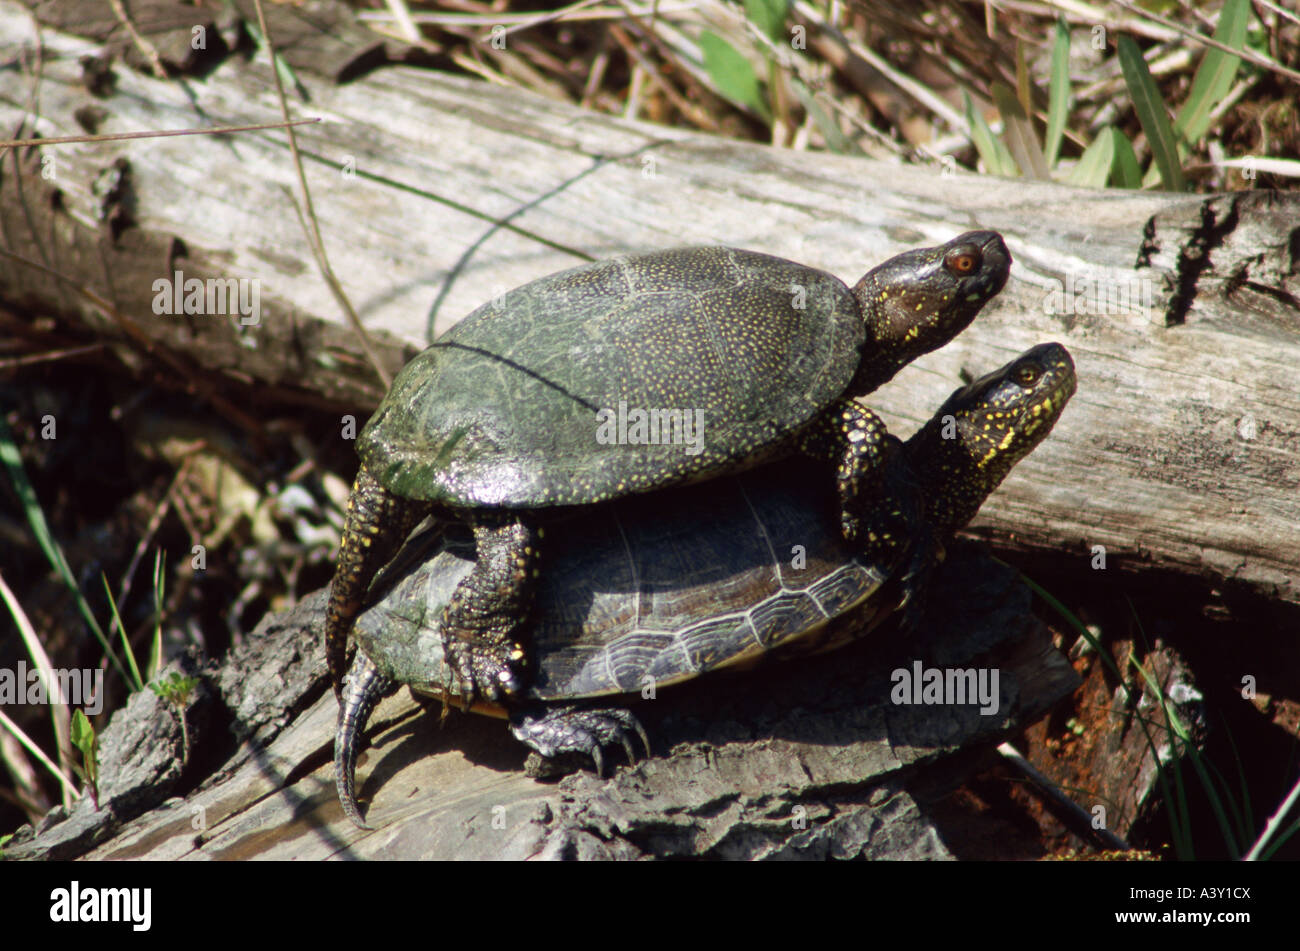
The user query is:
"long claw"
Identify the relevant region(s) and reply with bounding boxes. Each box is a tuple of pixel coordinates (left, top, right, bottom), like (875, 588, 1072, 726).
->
(335, 653, 395, 830)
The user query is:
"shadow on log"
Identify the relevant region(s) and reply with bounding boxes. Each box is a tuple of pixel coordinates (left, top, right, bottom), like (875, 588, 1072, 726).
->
(5, 544, 1078, 860)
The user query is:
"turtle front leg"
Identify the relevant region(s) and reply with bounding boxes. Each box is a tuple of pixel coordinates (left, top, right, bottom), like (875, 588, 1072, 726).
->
(439, 512, 538, 705)
(326, 466, 431, 698)
(799, 398, 895, 544)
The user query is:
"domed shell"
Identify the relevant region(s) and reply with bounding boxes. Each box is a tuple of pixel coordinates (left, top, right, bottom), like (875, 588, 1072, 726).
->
(359, 247, 864, 507)
(352, 459, 908, 703)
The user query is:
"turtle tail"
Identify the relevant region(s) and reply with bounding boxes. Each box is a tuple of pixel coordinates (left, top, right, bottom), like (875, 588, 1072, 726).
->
(325, 466, 431, 698)
(335, 651, 395, 830)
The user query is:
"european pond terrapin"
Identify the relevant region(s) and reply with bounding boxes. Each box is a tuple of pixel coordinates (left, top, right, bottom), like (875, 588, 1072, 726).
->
(334, 342, 1074, 828)
(325, 234, 1012, 708)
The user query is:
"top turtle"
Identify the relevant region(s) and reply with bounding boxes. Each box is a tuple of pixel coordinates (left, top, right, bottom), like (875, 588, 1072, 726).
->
(326, 233, 1011, 703)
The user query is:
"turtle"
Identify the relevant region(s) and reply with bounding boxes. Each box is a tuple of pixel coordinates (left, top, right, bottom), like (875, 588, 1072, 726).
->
(325, 233, 1012, 707)
(334, 342, 1076, 828)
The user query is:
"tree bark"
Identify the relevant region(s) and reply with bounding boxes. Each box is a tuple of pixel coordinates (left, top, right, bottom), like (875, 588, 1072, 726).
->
(4, 545, 1079, 860)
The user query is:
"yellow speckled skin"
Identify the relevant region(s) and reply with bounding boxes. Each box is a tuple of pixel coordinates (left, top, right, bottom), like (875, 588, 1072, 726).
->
(907, 343, 1076, 535)
(325, 468, 431, 694)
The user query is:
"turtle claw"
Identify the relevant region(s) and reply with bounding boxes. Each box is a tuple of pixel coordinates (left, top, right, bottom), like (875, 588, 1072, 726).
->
(633, 721, 652, 759)
(441, 634, 527, 706)
(335, 652, 397, 830)
(509, 705, 648, 776)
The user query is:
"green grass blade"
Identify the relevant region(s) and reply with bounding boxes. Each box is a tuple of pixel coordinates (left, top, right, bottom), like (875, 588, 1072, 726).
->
(148, 549, 165, 682)
(992, 81, 1050, 178)
(1258, 815, 1300, 861)
(1124, 599, 1243, 857)
(103, 574, 143, 692)
(1245, 766, 1300, 860)
(1110, 129, 1143, 188)
(1206, 753, 1254, 852)
(1066, 128, 1115, 187)
(1221, 725, 1256, 847)
(743, 0, 788, 42)
(963, 89, 1018, 177)
(1015, 39, 1034, 115)
(1261, 827, 1300, 860)
(1168, 752, 1195, 859)
(1117, 36, 1186, 191)
(0, 705, 79, 798)
(1184, 747, 1243, 857)
(699, 31, 771, 122)
(1011, 568, 1097, 653)
(1045, 15, 1071, 167)
(1175, 0, 1248, 146)
(0, 569, 75, 807)
(0, 415, 128, 681)
(243, 14, 307, 101)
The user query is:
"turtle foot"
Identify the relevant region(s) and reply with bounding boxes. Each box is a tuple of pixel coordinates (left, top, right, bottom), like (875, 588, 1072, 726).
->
(438, 511, 538, 707)
(441, 633, 527, 707)
(509, 705, 650, 778)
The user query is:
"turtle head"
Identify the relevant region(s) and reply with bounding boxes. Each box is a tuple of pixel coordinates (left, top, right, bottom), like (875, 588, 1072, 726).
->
(851, 231, 1011, 393)
(905, 342, 1075, 537)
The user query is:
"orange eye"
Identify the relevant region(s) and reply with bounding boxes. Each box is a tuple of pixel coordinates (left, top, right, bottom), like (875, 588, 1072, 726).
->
(946, 249, 980, 274)
(1015, 364, 1042, 386)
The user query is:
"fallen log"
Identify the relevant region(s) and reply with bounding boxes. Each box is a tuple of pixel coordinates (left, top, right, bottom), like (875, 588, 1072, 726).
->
(4, 544, 1079, 860)
(2, 2, 1295, 607)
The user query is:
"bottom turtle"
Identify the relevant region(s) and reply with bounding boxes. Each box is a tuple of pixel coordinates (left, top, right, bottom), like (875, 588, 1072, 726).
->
(335, 343, 1076, 828)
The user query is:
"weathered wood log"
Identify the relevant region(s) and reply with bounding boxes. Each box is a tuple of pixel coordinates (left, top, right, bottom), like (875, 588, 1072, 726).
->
(1, 8, 1296, 596)
(4, 544, 1079, 860)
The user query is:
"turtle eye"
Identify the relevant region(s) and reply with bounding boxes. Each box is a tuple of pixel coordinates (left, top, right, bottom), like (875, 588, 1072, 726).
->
(945, 247, 981, 275)
(1015, 363, 1042, 387)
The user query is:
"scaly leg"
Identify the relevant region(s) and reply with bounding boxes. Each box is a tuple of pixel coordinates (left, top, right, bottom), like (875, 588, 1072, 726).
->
(325, 467, 431, 698)
(799, 398, 896, 544)
(439, 512, 538, 705)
